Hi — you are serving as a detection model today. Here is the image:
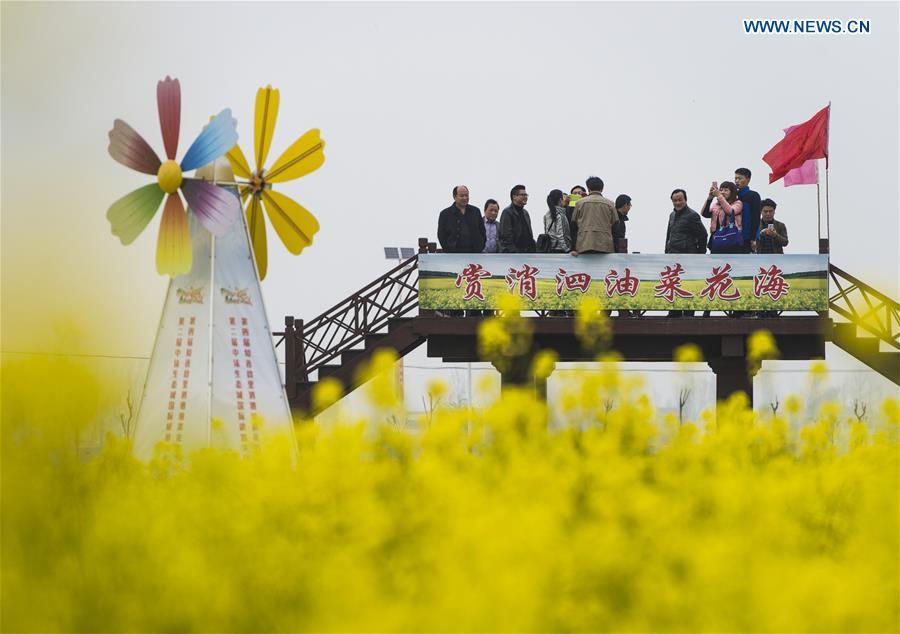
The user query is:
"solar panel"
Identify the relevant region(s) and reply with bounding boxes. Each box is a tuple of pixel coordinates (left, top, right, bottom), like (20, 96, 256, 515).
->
(383, 247, 399, 259)
(400, 247, 416, 259)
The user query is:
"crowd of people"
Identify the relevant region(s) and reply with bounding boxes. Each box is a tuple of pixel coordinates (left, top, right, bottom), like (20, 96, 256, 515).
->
(436, 168, 790, 317)
(436, 168, 788, 258)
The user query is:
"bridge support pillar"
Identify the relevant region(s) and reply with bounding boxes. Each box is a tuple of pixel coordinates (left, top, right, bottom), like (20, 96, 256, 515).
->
(534, 374, 548, 402)
(708, 357, 757, 407)
(493, 357, 530, 392)
(284, 316, 296, 399)
(492, 352, 552, 401)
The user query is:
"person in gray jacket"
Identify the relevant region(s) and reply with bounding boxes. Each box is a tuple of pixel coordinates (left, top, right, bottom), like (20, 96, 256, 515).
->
(542, 189, 574, 253)
(572, 176, 618, 254)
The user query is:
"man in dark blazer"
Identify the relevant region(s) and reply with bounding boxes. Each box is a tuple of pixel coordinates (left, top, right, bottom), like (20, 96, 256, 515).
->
(437, 185, 486, 253)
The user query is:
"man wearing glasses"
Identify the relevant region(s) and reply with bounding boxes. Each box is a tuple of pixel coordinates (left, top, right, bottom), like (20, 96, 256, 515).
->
(499, 184, 537, 253)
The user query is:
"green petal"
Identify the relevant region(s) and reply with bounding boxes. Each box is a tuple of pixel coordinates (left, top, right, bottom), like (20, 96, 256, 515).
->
(107, 183, 164, 245)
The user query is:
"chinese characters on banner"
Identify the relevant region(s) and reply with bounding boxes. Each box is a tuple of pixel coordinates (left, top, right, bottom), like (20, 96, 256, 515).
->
(165, 316, 196, 445)
(506, 264, 540, 300)
(558, 269, 592, 297)
(455, 263, 490, 300)
(604, 268, 639, 297)
(229, 316, 260, 452)
(700, 263, 741, 302)
(442, 261, 790, 303)
(654, 264, 693, 302)
(754, 264, 791, 300)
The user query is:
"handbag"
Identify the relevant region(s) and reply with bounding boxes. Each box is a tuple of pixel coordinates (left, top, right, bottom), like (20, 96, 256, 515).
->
(536, 211, 560, 253)
(536, 233, 552, 253)
(709, 212, 744, 254)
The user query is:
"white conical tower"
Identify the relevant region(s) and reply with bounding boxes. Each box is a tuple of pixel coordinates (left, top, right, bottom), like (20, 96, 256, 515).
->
(132, 158, 295, 458)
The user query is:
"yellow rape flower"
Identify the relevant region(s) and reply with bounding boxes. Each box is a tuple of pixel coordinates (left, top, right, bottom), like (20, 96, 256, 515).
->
(575, 296, 611, 351)
(674, 343, 704, 364)
(3, 351, 898, 633)
(809, 359, 828, 378)
(427, 378, 449, 401)
(531, 349, 558, 381)
(312, 377, 344, 411)
(747, 329, 780, 373)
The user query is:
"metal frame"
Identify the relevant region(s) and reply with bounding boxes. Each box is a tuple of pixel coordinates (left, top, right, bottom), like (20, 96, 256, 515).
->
(829, 264, 899, 350)
(276, 255, 420, 382)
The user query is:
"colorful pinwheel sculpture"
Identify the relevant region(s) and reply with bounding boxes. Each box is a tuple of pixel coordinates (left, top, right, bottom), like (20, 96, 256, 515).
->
(226, 86, 325, 280)
(107, 76, 241, 275)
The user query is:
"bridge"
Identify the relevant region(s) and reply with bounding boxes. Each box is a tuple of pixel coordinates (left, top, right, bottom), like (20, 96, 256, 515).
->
(275, 239, 899, 418)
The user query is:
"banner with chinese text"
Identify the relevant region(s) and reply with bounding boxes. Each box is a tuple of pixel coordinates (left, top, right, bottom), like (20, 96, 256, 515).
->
(418, 254, 828, 311)
(133, 200, 295, 460)
(134, 214, 213, 459)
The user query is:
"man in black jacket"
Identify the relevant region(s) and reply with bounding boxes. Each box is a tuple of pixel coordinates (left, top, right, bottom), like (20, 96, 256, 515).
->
(613, 194, 631, 250)
(499, 184, 536, 253)
(437, 185, 486, 253)
(613, 194, 633, 317)
(664, 189, 707, 317)
(665, 189, 707, 255)
(734, 167, 761, 253)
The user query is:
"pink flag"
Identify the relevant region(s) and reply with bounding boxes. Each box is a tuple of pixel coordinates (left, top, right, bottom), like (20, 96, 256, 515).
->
(782, 124, 819, 187)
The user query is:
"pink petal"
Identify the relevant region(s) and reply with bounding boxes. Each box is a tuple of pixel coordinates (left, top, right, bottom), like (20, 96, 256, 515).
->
(157, 76, 181, 161)
(180, 178, 239, 236)
(108, 119, 161, 175)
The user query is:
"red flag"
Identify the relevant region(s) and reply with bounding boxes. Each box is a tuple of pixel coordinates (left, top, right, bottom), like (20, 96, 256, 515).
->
(782, 124, 819, 186)
(762, 105, 830, 184)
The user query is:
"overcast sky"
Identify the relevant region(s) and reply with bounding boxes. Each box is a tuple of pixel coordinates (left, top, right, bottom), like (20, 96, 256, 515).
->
(2, 1, 897, 410)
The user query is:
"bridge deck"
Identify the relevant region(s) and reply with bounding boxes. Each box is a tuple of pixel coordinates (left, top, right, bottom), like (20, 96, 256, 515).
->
(282, 248, 898, 417)
(418, 315, 830, 363)
(413, 315, 831, 402)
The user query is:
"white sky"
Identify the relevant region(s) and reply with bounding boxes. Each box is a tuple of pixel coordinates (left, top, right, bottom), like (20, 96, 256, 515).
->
(2, 1, 898, 412)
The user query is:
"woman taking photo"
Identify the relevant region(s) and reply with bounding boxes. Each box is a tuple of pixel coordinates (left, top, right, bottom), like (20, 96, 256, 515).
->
(701, 180, 744, 254)
(701, 180, 744, 318)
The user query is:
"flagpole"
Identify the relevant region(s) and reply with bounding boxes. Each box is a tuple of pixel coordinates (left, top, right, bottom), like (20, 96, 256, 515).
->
(825, 101, 831, 245)
(816, 179, 822, 241)
(825, 164, 831, 241)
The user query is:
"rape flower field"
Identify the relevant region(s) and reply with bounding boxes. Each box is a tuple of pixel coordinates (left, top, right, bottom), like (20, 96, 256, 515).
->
(2, 318, 898, 632)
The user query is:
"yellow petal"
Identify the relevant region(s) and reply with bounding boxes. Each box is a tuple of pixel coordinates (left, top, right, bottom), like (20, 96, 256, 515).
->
(265, 129, 325, 183)
(254, 85, 279, 172)
(226, 144, 252, 179)
(247, 194, 268, 280)
(156, 193, 192, 276)
(261, 189, 319, 255)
